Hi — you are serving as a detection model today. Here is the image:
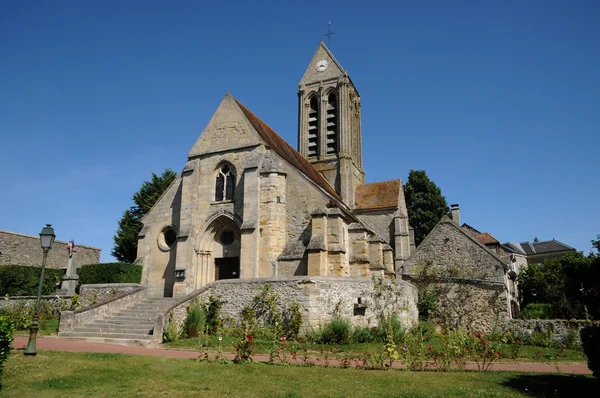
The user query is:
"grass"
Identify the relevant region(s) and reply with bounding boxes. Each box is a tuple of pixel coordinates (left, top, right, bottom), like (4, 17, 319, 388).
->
(13, 319, 59, 336)
(163, 334, 587, 362)
(2, 350, 598, 397)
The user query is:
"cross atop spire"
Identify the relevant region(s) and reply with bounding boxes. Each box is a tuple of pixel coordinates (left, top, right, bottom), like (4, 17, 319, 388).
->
(324, 21, 334, 48)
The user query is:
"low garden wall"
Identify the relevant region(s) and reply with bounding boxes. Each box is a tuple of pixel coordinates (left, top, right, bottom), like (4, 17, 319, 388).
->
(507, 319, 600, 345)
(79, 284, 142, 307)
(163, 277, 418, 335)
(59, 286, 146, 333)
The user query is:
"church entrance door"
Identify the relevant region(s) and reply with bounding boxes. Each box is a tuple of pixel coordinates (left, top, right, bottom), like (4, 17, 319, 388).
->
(215, 257, 240, 280)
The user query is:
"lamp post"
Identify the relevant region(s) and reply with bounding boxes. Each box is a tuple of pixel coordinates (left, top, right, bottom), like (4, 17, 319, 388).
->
(24, 224, 55, 356)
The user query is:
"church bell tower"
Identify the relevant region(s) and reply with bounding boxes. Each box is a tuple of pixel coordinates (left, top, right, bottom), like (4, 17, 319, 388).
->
(298, 41, 365, 207)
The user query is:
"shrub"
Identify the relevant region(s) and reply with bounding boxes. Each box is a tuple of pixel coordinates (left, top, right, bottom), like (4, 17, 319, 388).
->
(580, 325, 600, 378)
(0, 265, 64, 296)
(77, 263, 142, 285)
(375, 315, 406, 344)
(0, 316, 15, 390)
(183, 302, 207, 338)
(162, 310, 180, 343)
(518, 303, 553, 320)
(352, 326, 375, 343)
(317, 317, 351, 345)
(284, 302, 303, 338)
(205, 296, 223, 334)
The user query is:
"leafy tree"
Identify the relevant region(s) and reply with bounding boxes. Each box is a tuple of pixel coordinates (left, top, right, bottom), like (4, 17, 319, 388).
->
(519, 251, 594, 319)
(403, 170, 449, 247)
(112, 169, 177, 262)
(592, 235, 600, 254)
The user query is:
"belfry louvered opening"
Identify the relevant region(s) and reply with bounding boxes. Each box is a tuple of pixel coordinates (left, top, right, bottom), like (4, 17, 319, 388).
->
(326, 93, 338, 154)
(307, 96, 319, 157)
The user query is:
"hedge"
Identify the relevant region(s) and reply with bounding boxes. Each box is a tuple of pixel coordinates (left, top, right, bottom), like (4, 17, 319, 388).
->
(77, 263, 142, 285)
(0, 316, 14, 390)
(0, 265, 65, 296)
(581, 325, 600, 379)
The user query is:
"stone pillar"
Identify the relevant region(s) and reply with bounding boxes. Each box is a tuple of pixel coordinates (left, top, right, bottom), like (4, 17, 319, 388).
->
(369, 236, 385, 277)
(394, 215, 411, 274)
(259, 155, 287, 277)
(383, 245, 395, 276)
(348, 223, 370, 277)
(56, 256, 79, 295)
(175, 161, 197, 292)
(326, 208, 348, 276)
(307, 207, 328, 276)
(240, 165, 260, 278)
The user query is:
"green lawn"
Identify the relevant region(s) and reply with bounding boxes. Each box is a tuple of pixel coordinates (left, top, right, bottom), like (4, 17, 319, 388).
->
(2, 351, 597, 397)
(13, 319, 59, 336)
(164, 335, 587, 362)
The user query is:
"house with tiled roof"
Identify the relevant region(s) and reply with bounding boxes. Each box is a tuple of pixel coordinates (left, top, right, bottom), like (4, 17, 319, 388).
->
(137, 41, 414, 298)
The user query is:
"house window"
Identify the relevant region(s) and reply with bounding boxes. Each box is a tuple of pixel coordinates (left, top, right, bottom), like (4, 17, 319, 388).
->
(307, 96, 319, 157)
(326, 93, 338, 154)
(215, 164, 235, 201)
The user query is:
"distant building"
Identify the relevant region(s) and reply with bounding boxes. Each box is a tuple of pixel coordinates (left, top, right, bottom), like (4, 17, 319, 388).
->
(514, 239, 577, 265)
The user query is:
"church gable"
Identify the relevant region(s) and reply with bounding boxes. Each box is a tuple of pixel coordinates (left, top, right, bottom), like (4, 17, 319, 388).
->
(299, 41, 346, 85)
(402, 217, 506, 282)
(234, 99, 341, 201)
(187, 94, 264, 158)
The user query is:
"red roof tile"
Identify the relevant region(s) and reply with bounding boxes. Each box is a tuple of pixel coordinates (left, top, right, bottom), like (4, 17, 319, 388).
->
(475, 232, 499, 245)
(354, 180, 400, 210)
(234, 99, 341, 200)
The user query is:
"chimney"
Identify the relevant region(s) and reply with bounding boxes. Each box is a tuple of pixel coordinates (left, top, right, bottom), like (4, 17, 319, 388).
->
(451, 204, 460, 225)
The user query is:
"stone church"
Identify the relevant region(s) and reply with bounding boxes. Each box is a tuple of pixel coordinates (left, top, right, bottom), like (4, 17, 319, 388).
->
(137, 42, 414, 298)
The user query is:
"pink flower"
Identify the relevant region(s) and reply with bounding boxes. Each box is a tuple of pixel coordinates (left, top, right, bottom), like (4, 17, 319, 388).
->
(280, 336, 287, 342)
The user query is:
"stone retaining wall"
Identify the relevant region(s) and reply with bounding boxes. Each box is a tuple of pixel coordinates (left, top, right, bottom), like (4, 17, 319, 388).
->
(0, 295, 73, 312)
(163, 277, 418, 335)
(79, 284, 142, 307)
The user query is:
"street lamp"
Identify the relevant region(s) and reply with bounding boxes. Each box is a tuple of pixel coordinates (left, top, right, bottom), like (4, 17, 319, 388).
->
(24, 224, 55, 356)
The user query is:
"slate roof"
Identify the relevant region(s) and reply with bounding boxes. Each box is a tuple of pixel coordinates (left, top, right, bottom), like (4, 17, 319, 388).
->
(354, 180, 400, 210)
(518, 240, 576, 255)
(500, 242, 527, 255)
(234, 99, 341, 200)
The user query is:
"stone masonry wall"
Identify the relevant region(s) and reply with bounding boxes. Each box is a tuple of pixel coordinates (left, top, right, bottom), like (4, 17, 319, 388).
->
(505, 319, 600, 345)
(402, 218, 510, 332)
(0, 230, 101, 269)
(355, 209, 395, 246)
(79, 284, 142, 307)
(165, 277, 418, 333)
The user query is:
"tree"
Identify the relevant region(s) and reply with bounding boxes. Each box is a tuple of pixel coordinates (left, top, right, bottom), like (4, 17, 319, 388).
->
(403, 170, 449, 247)
(112, 169, 177, 262)
(519, 251, 594, 319)
(592, 235, 600, 254)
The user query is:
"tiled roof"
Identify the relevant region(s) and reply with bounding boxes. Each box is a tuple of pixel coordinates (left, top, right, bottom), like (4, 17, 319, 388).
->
(475, 232, 499, 245)
(518, 240, 576, 255)
(354, 180, 400, 210)
(234, 99, 340, 200)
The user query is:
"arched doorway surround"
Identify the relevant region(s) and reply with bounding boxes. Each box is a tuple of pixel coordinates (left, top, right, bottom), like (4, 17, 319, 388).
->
(192, 212, 241, 289)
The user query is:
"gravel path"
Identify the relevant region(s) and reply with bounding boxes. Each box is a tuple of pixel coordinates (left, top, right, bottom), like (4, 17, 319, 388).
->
(12, 335, 591, 374)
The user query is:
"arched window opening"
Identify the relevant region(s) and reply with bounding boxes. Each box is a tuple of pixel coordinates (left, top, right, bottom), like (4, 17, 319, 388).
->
(326, 93, 338, 154)
(307, 96, 319, 157)
(215, 164, 235, 201)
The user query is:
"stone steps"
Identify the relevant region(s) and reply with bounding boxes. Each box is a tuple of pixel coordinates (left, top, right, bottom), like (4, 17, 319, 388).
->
(59, 296, 178, 346)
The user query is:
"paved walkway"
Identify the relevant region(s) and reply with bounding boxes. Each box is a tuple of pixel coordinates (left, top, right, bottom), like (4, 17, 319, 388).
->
(12, 336, 591, 374)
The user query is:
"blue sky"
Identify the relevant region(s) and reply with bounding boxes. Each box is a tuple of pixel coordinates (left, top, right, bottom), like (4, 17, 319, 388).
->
(1, 0, 598, 261)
